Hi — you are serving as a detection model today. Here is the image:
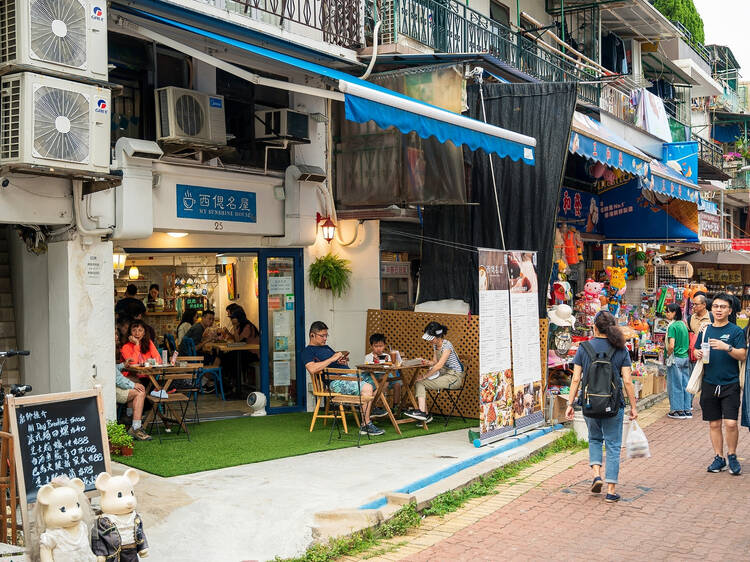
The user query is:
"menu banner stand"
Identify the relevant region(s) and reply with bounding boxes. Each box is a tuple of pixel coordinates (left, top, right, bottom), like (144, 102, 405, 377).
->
(6, 386, 111, 538)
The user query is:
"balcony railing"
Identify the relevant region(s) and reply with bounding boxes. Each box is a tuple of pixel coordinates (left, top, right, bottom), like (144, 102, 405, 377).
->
(692, 133, 724, 170)
(367, 0, 600, 105)
(205, 0, 361, 49)
(669, 20, 711, 67)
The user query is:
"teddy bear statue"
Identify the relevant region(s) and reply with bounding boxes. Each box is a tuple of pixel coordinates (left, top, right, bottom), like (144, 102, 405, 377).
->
(35, 477, 96, 562)
(91, 469, 149, 562)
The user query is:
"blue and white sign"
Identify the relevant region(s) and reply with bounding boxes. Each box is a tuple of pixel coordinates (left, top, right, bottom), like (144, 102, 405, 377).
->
(176, 184, 256, 223)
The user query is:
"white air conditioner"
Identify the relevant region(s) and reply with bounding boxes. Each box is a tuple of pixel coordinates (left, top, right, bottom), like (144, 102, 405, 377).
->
(155, 87, 227, 145)
(0, 72, 110, 173)
(255, 108, 310, 143)
(0, 0, 108, 80)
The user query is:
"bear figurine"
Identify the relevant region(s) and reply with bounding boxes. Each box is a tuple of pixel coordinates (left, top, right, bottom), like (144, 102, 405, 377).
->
(91, 469, 149, 562)
(36, 477, 96, 562)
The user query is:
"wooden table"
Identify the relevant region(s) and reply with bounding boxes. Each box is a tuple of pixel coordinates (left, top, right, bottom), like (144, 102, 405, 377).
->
(127, 364, 197, 433)
(203, 342, 261, 395)
(356, 363, 428, 434)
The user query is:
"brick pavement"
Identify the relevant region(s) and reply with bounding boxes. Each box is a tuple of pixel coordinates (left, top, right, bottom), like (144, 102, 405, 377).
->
(348, 400, 750, 562)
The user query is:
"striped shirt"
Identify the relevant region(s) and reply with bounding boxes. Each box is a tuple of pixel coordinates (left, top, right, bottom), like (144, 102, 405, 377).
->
(435, 340, 463, 372)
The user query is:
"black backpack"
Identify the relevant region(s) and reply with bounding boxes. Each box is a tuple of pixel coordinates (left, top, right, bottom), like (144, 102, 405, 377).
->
(580, 341, 619, 418)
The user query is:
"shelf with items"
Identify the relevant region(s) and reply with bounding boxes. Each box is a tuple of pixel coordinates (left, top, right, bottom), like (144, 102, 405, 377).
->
(380, 258, 413, 311)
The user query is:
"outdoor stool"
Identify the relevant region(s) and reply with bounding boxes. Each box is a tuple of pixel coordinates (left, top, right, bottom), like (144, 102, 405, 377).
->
(427, 375, 467, 427)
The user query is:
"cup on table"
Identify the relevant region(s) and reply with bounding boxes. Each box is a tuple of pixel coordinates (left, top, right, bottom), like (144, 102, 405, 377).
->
(701, 342, 710, 364)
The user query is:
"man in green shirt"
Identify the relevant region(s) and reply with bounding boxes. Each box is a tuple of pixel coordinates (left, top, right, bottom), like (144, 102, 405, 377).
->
(665, 304, 691, 419)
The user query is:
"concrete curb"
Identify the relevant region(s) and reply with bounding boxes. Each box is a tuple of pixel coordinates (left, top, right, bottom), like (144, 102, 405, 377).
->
(311, 427, 569, 542)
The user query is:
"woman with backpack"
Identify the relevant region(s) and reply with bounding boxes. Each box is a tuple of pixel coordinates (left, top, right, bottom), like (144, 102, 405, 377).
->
(566, 311, 638, 503)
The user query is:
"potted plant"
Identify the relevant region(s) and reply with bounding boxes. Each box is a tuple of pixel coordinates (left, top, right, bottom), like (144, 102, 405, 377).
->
(308, 253, 352, 297)
(106, 420, 134, 457)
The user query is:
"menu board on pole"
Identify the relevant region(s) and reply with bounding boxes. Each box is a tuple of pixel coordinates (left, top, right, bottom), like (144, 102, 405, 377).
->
(477, 249, 514, 442)
(507, 251, 544, 429)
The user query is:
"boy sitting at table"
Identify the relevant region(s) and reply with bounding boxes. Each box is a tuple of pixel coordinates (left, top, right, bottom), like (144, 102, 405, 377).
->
(364, 333, 402, 414)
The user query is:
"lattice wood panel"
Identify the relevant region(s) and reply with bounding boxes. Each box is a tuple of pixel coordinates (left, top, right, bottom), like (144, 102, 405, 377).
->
(366, 310, 548, 420)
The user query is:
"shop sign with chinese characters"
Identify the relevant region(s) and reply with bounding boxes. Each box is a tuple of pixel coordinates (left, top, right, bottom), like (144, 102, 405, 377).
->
(176, 184, 257, 223)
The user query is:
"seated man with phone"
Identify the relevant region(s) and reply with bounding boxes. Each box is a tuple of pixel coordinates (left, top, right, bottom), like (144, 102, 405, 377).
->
(302, 321, 384, 436)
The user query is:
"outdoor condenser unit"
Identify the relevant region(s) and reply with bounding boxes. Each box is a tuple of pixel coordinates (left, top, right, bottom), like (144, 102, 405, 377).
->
(255, 108, 310, 143)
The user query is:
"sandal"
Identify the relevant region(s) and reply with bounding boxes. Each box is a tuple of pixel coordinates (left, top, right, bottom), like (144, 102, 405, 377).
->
(590, 477, 603, 494)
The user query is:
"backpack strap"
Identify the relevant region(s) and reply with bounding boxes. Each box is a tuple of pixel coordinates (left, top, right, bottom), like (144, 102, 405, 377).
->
(581, 341, 597, 361)
(604, 345, 617, 361)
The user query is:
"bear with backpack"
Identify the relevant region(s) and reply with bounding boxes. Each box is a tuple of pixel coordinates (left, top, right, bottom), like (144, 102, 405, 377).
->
(566, 311, 638, 503)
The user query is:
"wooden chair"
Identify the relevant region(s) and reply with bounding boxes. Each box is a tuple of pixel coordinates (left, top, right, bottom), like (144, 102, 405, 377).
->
(309, 368, 364, 433)
(328, 371, 374, 447)
(182, 336, 225, 400)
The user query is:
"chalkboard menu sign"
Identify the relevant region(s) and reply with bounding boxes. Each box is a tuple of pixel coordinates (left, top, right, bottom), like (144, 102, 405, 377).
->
(7, 388, 111, 530)
(184, 296, 205, 311)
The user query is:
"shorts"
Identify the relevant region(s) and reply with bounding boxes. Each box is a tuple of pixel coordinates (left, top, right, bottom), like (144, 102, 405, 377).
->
(329, 378, 372, 395)
(115, 386, 131, 404)
(700, 381, 741, 421)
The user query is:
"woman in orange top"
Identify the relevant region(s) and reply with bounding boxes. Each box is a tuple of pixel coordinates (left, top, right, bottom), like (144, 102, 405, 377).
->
(120, 319, 162, 365)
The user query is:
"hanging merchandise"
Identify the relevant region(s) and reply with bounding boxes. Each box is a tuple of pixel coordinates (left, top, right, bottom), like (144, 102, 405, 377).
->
(579, 278, 604, 327)
(605, 266, 627, 316)
(562, 225, 579, 265)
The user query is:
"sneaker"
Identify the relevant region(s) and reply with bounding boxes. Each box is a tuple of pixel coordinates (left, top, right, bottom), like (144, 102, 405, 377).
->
(590, 477, 603, 494)
(404, 410, 429, 421)
(728, 454, 742, 475)
(423, 415, 433, 424)
(604, 493, 621, 503)
(202, 383, 216, 393)
(667, 411, 684, 419)
(370, 407, 388, 419)
(127, 427, 152, 441)
(683, 410, 693, 419)
(360, 422, 385, 436)
(707, 455, 727, 473)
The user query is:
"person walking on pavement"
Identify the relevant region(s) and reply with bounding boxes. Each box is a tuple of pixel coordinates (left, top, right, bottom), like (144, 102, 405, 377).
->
(566, 311, 638, 503)
(694, 293, 747, 475)
(688, 293, 712, 335)
(665, 303, 692, 419)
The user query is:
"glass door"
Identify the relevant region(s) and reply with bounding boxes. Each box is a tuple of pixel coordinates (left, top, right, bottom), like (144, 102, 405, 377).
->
(259, 250, 305, 412)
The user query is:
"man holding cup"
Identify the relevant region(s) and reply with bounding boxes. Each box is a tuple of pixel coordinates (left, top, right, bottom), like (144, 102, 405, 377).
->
(694, 293, 747, 475)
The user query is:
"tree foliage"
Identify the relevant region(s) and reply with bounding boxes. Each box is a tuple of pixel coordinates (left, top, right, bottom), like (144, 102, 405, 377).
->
(654, 0, 705, 44)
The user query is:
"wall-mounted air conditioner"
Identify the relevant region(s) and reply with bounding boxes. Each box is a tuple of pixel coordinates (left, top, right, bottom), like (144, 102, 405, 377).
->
(255, 108, 310, 144)
(155, 86, 227, 146)
(0, 0, 108, 80)
(0, 72, 111, 174)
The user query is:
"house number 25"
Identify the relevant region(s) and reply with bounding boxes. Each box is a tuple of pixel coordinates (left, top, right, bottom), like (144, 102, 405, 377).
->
(214, 221, 224, 231)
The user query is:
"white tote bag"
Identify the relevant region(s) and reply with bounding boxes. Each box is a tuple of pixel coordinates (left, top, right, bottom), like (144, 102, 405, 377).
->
(686, 360, 703, 395)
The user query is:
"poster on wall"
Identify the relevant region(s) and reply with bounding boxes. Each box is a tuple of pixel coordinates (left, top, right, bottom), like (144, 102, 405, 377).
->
(478, 249, 514, 443)
(226, 263, 237, 300)
(507, 251, 544, 430)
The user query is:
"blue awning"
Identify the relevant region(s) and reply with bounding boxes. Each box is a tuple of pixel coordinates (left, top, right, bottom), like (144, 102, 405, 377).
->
(114, 6, 536, 164)
(569, 112, 651, 177)
(648, 160, 700, 204)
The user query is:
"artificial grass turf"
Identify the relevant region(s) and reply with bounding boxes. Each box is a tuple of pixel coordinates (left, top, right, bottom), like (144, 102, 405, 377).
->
(114, 412, 476, 477)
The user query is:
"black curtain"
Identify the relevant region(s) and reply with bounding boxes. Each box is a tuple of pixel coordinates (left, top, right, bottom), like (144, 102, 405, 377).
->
(418, 82, 577, 315)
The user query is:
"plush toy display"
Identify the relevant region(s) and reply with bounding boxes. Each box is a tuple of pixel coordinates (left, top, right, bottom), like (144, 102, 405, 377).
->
(91, 469, 149, 562)
(36, 478, 96, 562)
(579, 278, 603, 326)
(605, 266, 628, 316)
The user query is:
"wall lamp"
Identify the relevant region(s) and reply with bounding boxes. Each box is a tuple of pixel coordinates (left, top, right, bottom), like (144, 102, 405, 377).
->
(316, 212, 336, 244)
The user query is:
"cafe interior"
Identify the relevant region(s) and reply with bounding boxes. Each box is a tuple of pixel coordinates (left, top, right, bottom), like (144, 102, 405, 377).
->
(113, 248, 306, 419)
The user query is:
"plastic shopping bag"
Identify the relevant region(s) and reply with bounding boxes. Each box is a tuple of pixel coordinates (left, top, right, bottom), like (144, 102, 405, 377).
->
(625, 421, 651, 459)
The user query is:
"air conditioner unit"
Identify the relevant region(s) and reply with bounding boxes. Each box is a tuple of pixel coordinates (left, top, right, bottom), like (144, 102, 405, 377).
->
(255, 108, 310, 144)
(155, 87, 227, 145)
(0, 72, 111, 173)
(0, 0, 108, 80)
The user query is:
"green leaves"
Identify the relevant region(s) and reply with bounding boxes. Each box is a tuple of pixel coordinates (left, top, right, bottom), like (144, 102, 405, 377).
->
(654, 0, 705, 44)
(308, 253, 352, 298)
(106, 420, 134, 448)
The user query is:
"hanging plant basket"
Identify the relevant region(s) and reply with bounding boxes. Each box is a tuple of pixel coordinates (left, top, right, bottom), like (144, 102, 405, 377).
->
(308, 253, 352, 297)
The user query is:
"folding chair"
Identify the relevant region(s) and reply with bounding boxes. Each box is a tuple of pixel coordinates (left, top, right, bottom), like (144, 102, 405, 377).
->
(308, 368, 360, 433)
(146, 374, 192, 443)
(327, 370, 374, 447)
(164, 333, 177, 356)
(427, 372, 468, 427)
(182, 336, 225, 401)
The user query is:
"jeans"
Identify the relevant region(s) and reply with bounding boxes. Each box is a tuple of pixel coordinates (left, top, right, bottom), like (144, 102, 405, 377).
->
(585, 407, 624, 484)
(667, 356, 693, 412)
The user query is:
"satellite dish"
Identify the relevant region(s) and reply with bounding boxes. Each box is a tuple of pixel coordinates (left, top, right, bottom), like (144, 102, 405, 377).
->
(247, 392, 267, 416)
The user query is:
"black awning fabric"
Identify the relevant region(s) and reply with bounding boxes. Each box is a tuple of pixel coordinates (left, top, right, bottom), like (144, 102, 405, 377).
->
(418, 82, 577, 315)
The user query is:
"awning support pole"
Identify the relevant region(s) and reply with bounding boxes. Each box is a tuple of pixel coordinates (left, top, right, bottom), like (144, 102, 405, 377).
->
(113, 15, 345, 102)
(477, 76, 506, 250)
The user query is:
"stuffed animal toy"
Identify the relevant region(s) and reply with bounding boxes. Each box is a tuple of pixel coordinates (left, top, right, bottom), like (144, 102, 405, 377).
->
(605, 267, 628, 316)
(91, 469, 149, 562)
(35, 477, 96, 562)
(580, 278, 604, 326)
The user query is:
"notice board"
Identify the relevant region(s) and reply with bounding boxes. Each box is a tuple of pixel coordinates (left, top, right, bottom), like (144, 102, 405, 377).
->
(6, 387, 111, 532)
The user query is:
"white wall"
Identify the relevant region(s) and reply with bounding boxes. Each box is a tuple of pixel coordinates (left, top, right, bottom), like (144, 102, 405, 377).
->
(0, 175, 72, 226)
(8, 232, 51, 393)
(216, 255, 260, 330)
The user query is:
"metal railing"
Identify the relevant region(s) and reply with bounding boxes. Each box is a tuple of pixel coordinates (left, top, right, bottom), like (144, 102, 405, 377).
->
(208, 0, 361, 49)
(692, 133, 724, 170)
(669, 20, 711, 66)
(367, 0, 600, 105)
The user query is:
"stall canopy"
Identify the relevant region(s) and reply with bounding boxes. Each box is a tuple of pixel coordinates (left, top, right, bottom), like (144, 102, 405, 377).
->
(114, 5, 536, 164)
(648, 160, 701, 204)
(569, 112, 651, 177)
